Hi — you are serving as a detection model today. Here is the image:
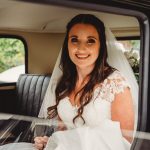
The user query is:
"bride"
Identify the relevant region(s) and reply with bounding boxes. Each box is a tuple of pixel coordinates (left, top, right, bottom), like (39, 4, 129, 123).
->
(0, 14, 138, 150)
(35, 14, 138, 150)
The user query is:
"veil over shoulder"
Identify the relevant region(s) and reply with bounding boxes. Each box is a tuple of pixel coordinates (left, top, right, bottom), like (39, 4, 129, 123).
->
(38, 50, 62, 119)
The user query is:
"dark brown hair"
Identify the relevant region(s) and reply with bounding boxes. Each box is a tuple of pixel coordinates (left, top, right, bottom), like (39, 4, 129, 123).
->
(47, 14, 114, 124)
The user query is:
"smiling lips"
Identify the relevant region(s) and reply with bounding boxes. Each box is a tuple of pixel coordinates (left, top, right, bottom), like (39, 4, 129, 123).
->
(75, 54, 90, 59)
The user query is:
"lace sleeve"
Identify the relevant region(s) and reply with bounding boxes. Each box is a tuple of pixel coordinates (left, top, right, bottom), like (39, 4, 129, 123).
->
(100, 70, 131, 103)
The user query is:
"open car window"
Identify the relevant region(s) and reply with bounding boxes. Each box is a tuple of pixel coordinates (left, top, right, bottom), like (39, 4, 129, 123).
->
(0, 38, 25, 83)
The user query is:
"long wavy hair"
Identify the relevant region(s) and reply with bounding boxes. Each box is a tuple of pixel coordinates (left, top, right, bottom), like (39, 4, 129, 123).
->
(47, 14, 115, 124)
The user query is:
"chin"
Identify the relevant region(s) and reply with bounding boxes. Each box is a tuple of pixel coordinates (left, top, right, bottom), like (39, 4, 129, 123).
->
(76, 63, 95, 70)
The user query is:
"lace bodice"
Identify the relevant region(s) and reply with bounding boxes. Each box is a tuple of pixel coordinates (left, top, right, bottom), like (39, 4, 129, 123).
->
(57, 70, 130, 129)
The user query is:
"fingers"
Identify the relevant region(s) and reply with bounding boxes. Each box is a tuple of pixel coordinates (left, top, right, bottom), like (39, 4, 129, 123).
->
(34, 136, 49, 150)
(43, 136, 49, 143)
(33, 143, 44, 150)
(34, 137, 43, 150)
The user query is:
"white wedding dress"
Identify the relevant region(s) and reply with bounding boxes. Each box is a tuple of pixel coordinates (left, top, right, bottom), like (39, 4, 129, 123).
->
(0, 70, 131, 150)
(44, 70, 131, 150)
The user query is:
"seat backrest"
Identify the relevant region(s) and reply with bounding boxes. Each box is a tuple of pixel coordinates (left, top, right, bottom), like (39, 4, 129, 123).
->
(16, 74, 50, 117)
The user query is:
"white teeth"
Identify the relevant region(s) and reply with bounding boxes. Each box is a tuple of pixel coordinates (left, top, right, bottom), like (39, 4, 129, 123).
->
(76, 54, 89, 59)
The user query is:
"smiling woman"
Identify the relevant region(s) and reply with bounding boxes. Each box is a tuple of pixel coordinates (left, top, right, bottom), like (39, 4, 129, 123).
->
(1, 0, 148, 150)
(35, 14, 137, 150)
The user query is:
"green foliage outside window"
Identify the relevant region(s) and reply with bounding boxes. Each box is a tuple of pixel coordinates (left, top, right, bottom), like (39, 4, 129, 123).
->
(0, 38, 25, 73)
(121, 40, 140, 83)
(131, 40, 140, 50)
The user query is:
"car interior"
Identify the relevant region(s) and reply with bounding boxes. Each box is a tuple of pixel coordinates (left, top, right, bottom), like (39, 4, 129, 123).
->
(0, 0, 140, 111)
(0, 0, 149, 149)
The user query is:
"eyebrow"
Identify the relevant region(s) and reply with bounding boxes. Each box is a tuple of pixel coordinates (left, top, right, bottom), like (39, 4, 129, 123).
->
(87, 36, 98, 40)
(69, 35, 77, 38)
(69, 35, 98, 40)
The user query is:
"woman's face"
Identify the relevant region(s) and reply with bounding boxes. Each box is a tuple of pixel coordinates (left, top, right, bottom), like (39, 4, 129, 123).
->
(68, 23, 100, 70)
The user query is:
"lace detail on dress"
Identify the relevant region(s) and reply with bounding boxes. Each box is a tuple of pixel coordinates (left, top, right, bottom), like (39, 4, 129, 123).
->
(97, 70, 130, 103)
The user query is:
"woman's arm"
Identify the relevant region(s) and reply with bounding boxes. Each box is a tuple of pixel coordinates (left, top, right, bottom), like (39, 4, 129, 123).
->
(111, 87, 135, 143)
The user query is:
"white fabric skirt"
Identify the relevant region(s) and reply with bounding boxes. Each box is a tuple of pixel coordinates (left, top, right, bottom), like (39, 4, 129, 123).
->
(0, 143, 35, 150)
(0, 120, 131, 150)
(45, 120, 131, 150)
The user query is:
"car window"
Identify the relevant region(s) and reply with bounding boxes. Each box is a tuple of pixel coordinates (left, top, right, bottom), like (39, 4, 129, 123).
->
(0, 38, 25, 83)
(118, 39, 140, 83)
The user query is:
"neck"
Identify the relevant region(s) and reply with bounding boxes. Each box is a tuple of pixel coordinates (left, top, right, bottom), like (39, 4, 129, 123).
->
(76, 66, 93, 85)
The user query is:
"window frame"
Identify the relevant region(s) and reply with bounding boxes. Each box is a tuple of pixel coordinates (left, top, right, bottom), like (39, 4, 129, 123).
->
(116, 36, 140, 41)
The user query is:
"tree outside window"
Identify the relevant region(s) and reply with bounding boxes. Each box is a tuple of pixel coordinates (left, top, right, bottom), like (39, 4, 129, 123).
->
(0, 38, 25, 83)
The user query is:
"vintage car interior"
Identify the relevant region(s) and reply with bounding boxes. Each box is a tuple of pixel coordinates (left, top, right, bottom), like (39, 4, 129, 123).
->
(0, 0, 140, 112)
(0, 0, 150, 149)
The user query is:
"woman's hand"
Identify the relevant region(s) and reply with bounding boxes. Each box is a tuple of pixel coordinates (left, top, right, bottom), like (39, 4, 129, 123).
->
(34, 136, 49, 150)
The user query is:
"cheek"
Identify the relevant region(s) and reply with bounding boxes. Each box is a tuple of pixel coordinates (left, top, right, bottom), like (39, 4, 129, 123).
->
(68, 43, 77, 55)
(92, 47, 100, 61)
(93, 45, 100, 56)
(68, 42, 77, 49)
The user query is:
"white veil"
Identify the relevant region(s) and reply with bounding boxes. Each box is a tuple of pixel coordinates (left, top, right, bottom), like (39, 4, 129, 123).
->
(38, 28, 139, 131)
(38, 50, 62, 118)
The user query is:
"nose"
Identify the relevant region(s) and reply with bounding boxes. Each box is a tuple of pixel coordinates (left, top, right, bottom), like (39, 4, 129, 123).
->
(77, 42, 87, 52)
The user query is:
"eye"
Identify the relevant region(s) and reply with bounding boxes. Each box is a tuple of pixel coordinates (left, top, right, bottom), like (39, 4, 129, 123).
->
(87, 38, 96, 44)
(71, 37, 78, 43)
